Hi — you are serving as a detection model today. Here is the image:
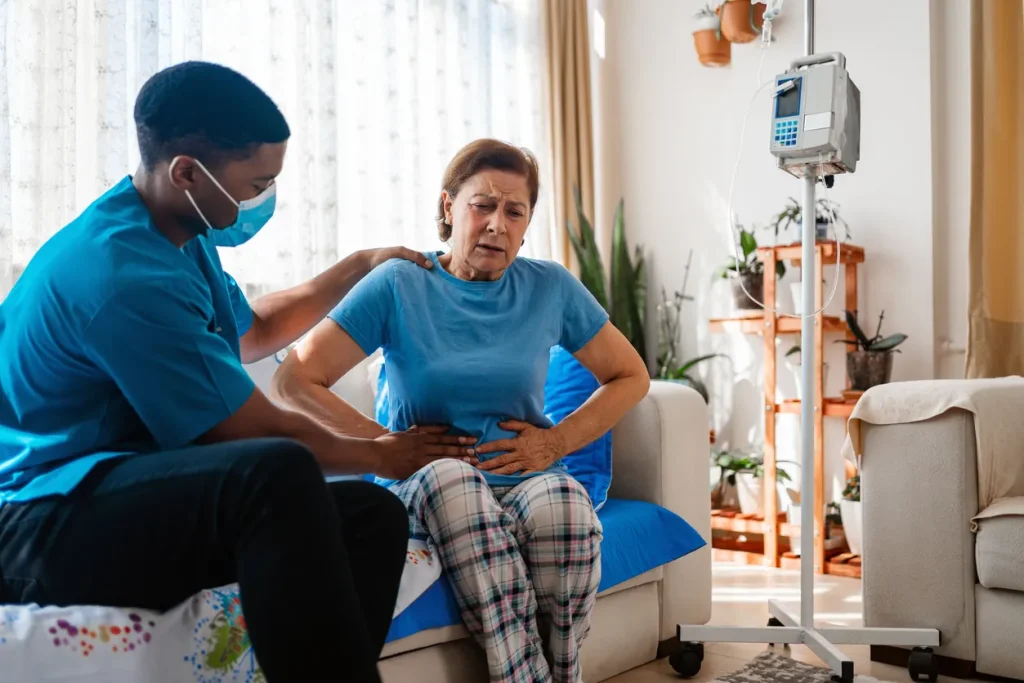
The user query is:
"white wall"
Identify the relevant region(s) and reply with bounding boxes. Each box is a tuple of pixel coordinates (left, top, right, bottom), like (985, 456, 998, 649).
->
(593, 0, 965, 501)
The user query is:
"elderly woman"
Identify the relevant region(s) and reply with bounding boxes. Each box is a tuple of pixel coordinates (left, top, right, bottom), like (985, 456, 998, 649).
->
(273, 138, 649, 683)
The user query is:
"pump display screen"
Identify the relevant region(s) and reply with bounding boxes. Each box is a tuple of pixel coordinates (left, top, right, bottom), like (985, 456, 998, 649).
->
(776, 78, 801, 118)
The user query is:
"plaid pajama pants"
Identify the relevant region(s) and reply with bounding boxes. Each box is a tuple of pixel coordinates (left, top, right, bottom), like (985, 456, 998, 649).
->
(388, 459, 603, 683)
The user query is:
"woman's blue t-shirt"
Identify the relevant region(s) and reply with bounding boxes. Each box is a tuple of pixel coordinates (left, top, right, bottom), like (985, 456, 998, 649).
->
(329, 251, 609, 487)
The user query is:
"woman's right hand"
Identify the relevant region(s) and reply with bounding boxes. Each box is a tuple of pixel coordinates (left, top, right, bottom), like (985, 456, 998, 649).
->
(371, 426, 477, 480)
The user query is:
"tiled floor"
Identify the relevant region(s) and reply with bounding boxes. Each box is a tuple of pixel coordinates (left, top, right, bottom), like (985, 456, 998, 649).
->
(607, 563, 982, 683)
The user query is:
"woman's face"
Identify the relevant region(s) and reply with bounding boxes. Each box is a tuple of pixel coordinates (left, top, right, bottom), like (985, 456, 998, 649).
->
(442, 169, 531, 278)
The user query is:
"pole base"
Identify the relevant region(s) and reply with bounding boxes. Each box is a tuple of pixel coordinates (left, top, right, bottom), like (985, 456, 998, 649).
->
(676, 602, 940, 683)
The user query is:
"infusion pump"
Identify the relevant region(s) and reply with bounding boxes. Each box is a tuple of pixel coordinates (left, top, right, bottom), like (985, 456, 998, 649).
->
(770, 52, 860, 178)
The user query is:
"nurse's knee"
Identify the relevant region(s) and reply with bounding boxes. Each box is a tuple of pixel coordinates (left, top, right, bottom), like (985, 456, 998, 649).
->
(226, 438, 323, 495)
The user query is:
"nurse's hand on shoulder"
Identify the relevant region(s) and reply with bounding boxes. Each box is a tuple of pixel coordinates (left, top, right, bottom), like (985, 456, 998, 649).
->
(371, 425, 477, 480)
(475, 420, 566, 476)
(360, 246, 434, 272)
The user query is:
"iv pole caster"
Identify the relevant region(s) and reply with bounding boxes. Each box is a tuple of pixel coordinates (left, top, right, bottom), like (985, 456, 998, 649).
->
(908, 647, 938, 683)
(669, 642, 704, 678)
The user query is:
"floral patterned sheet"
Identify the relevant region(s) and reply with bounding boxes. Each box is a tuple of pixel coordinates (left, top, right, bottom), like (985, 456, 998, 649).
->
(0, 540, 441, 683)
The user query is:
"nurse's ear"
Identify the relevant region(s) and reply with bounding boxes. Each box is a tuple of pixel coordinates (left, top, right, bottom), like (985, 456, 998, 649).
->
(167, 156, 201, 190)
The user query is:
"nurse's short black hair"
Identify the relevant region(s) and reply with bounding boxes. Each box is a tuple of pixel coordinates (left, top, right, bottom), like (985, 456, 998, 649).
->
(134, 61, 290, 170)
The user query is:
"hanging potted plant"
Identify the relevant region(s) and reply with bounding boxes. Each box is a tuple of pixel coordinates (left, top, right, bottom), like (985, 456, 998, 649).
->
(837, 310, 907, 390)
(719, 0, 766, 44)
(719, 225, 785, 311)
(692, 4, 730, 67)
(839, 475, 862, 555)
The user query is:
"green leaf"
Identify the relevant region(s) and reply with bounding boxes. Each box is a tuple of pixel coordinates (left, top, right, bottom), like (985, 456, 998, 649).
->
(775, 260, 787, 280)
(677, 353, 723, 374)
(844, 309, 872, 349)
(567, 186, 609, 311)
(610, 199, 647, 365)
(785, 345, 801, 357)
(739, 229, 757, 260)
(868, 333, 908, 351)
(682, 375, 709, 403)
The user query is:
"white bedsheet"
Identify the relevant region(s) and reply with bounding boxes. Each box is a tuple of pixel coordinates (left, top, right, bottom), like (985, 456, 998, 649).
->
(0, 539, 441, 683)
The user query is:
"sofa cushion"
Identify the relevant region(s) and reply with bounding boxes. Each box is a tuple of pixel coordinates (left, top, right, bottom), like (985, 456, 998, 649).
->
(543, 345, 613, 510)
(383, 498, 705, 645)
(975, 512, 1024, 592)
(382, 574, 665, 661)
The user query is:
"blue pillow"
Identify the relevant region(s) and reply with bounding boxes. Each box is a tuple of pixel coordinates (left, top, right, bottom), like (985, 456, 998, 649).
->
(372, 347, 613, 510)
(543, 345, 613, 511)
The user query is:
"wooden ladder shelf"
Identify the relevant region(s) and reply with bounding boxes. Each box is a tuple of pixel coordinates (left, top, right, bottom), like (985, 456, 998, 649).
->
(708, 241, 864, 577)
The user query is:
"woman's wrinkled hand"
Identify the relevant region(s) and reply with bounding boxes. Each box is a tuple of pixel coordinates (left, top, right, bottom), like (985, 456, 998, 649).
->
(372, 425, 477, 480)
(474, 420, 566, 476)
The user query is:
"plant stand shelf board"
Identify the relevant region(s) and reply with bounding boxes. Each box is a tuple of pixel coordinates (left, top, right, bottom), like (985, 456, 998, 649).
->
(709, 242, 864, 575)
(780, 550, 861, 579)
(777, 398, 856, 418)
(757, 241, 865, 267)
(708, 314, 847, 335)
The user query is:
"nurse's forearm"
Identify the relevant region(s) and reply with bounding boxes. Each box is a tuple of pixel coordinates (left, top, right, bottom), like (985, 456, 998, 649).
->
(242, 252, 369, 363)
(198, 389, 381, 475)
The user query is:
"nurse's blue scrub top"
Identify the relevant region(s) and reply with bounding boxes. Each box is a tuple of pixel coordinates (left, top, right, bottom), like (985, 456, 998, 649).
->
(0, 176, 257, 504)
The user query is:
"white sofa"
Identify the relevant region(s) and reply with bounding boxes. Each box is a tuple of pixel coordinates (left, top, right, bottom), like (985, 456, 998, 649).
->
(248, 359, 713, 682)
(856, 380, 1024, 681)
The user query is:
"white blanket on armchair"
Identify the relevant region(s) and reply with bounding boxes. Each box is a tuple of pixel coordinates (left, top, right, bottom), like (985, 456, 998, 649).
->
(841, 376, 1024, 527)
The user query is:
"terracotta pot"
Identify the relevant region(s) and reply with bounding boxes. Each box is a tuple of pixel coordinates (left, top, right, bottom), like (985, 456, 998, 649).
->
(731, 271, 762, 311)
(720, 0, 765, 44)
(846, 351, 894, 391)
(693, 27, 731, 67)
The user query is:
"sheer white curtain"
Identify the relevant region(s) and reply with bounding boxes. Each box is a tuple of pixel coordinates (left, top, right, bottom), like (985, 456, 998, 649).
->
(0, 0, 555, 299)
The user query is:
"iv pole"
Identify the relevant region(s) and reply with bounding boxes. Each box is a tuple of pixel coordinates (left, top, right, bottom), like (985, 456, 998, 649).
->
(675, 2, 941, 682)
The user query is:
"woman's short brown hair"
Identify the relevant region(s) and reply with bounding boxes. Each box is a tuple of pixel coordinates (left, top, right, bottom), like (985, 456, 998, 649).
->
(436, 138, 540, 241)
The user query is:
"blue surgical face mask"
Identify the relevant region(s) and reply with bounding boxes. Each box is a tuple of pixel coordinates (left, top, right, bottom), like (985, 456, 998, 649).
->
(170, 157, 277, 247)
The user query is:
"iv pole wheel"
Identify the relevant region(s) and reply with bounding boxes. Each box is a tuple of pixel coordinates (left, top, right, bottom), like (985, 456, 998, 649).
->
(669, 642, 704, 678)
(907, 647, 938, 683)
(767, 617, 784, 647)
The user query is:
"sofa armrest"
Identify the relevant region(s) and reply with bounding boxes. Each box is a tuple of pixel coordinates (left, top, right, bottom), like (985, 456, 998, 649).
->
(861, 410, 978, 661)
(609, 380, 712, 639)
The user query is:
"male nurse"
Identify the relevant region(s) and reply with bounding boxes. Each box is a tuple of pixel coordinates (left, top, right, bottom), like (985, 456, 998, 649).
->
(0, 62, 475, 683)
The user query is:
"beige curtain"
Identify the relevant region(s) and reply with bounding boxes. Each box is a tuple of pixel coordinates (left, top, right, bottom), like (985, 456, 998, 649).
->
(542, 0, 595, 268)
(966, 1, 1024, 378)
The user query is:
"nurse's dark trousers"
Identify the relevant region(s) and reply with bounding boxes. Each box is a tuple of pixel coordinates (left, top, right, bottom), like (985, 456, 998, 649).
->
(0, 438, 408, 683)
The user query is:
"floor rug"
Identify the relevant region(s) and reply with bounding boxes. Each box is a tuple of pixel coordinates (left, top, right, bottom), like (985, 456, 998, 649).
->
(715, 651, 896, 683)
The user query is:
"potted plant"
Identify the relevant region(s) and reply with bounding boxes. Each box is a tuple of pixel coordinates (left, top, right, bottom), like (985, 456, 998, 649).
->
(567, 187, 647, 365)
(692, 4, 730, 67)
(656, 250, 723, 403)
(839, 474, 862, 555)
(712, 450, 791, 515)
(719, 225, 785, 311)
(838, 310, 907, 390)
(769, 196, 850, 244)
(719, 0, 765, 44)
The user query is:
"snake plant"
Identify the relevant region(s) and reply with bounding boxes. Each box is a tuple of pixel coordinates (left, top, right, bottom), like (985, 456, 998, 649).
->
(566, 187, 647, 365)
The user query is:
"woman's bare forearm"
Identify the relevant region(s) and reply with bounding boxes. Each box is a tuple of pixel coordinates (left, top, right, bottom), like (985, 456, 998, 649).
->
(272, 369, 389, 439)
(549, 373, 650, 457)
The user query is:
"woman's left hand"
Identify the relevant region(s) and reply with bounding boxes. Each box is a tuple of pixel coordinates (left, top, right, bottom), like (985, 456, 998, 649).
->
(474, 420, 566, 475)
